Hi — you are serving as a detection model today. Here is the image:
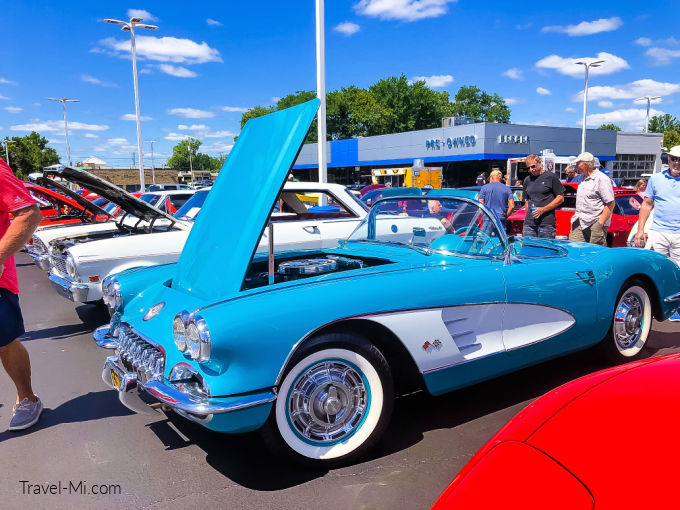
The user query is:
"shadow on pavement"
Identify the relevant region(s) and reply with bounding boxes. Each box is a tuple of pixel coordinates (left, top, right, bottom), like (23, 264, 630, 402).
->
(75, 303, 110, 327)
(22, 323, 94, 342)
(0, 390, 134, 443)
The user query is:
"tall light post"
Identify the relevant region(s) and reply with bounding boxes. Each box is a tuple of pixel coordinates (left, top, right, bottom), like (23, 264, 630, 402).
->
(145, 139, 156, 184)
(575, 59, 605, 153)
(47, 97, 79, 166)
(635, 96, 662, 133)
(315, 0, 327, 187)
(186, 137, 194, 182)
(2, 139, 15, 166)
(104, 16, 158, 191)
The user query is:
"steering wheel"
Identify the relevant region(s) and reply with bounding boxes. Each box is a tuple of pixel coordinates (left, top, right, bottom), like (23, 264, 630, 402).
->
(453, 225, 497, 254)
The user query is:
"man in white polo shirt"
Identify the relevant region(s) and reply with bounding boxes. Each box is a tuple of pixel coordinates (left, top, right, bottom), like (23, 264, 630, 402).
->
(569, 152, 615, 245)
(635, 145, 680, 320)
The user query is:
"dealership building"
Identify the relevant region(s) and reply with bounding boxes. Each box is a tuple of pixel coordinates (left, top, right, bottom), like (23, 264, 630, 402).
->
(292, 120, 664, 187)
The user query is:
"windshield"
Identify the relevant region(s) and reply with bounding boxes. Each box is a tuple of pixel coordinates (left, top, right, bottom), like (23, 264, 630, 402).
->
(616, 194, 642, 216)
(139, 193, 162, 207)
(348, 197, 505, 258)
(173, 190, 209, 221)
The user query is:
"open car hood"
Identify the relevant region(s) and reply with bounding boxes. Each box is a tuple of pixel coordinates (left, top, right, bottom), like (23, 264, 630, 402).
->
(45, 166, 184, 227)
(36, 176, 111, 219)
(173, 99, 320, 300)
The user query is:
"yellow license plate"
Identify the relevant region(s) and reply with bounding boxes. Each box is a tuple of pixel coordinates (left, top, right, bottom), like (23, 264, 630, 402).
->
(111, 370, 121, 390)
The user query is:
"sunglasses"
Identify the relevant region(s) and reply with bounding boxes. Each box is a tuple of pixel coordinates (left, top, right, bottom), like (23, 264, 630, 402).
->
(670, 156, 680, 163)
(528, 164, 538, 169)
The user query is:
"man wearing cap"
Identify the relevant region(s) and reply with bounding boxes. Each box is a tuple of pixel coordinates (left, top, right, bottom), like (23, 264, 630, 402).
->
(522, 154, 564, 238)
(569, 152, 615, 246)
(478, 169, 514, 227)
(0, 159, 43, 430)
(635, 146, 680, 321)
(563, 165, 584, 184)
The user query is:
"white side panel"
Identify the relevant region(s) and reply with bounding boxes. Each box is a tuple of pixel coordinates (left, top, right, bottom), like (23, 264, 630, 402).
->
(502, 303, 575, 350)
(367, 305, 505, 373)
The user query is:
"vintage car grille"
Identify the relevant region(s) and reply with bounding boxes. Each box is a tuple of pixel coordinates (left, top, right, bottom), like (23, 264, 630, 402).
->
(29, 236, 47, 255)
(50, 254, 68, 276)
(116, 324, 165, 385)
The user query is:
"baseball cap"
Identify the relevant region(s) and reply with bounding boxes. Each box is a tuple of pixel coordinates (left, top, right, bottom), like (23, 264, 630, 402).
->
(574, 152, 596, 164)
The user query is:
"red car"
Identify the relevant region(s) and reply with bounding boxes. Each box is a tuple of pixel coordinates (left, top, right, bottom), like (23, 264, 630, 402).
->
(433, 353, 680, 509)
(21, 181, 110, 227)
(507, 183, 642, 247)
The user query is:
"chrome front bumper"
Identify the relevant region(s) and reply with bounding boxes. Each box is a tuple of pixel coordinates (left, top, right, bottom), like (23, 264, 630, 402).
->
(28, 252, 51, 271)
(48, 273, 90, 302)
(94, 325, 119, 349)
(101, 355, 277, 424)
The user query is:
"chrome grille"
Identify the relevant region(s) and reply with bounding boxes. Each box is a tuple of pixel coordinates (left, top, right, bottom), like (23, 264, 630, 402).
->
(51, 255, 67, 276)
(29, 236, 47, 255)
(116, 324, 165, 385)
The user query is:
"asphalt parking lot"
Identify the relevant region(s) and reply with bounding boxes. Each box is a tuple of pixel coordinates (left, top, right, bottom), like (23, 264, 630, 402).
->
(3, 251, 680, 510)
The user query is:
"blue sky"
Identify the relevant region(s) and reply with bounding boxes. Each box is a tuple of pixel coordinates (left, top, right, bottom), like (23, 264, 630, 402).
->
(1, 0, 679, 167)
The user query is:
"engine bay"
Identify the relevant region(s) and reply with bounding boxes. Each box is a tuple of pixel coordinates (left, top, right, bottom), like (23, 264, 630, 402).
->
(243, 253, 390, 290)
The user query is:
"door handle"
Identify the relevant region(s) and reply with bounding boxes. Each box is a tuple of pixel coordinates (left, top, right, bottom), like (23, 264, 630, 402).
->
(575, 270, 595, 286)
(303, 225, 319, 234)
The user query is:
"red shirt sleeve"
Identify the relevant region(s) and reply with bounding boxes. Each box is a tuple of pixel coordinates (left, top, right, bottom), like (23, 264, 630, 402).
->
(0, 159, 36, 213)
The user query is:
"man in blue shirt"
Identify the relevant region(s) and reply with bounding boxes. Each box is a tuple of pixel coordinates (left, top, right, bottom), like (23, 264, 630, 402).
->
(564, 165, 584, 184)
(635, 145, 680, 320)
(478, 170, 514, 227)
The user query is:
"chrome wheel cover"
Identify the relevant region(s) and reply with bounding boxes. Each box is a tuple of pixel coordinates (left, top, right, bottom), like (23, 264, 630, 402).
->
(614, 291, 644, 350)
(288, 360, 368, 444)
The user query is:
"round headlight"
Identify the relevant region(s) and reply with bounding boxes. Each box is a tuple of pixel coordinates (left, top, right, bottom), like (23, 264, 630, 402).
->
(185, 322, 200, 359)
(112, 282, 122, 309)
(173, 311, 189, 352)
(65, 253, 78, 279)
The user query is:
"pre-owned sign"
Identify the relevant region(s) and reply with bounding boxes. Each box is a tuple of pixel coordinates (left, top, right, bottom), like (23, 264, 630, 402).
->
(426, 136, 476, 150)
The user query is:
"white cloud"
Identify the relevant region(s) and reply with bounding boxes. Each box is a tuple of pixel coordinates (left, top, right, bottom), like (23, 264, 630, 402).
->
(201, 141, 234, 154)
(535, 52, 630, 77)
(635, 37, 652, 47)
(502, 68, 524, 80)
(206, 18, 223, 26)
(4, 106, 22, 113)
(204, 130, 235, 138)
(222, 106, 248, 112)
(93, 137, 137, 153)
(81, 74, 117, 87)
(120, 113, 153, 121)
(515, 23, 532, 30)
(0, 78, 17, 85)
(271, 97, 281, 103)
(11, 120, 109, 132)
(159, 64, 198, 78)
(536, 87, 551, 95)
(572, 79, 680, 102)
(409, 74, 454, 87)
(166, 108, 215, 119)
(172, 124, 235, 139)
(126, 9, 158, 21)
(542, 16, 622, 36)
(334, 22, 360, 36)
(646, 47, 680, 65)
(583, 107, 665, 131)
(598, 100, 614, 108)
(140, 68, 154, 75)
(354, 0, 457, 22)
(0, 95, 10, 100)
(85, 133, 99, 138)
(177, 124, 209, 130)
(97, 35, 222, 64)
(504, 97, 527, 105)
(164, 132, 190, 141)
(565, 107, 577, 112)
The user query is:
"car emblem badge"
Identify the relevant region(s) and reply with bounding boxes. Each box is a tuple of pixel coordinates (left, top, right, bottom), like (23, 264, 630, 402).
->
(143, 302, 165, 321)
(422, 339, 443, 352)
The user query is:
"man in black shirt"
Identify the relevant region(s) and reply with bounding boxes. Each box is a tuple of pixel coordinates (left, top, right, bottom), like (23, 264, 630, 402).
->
(522, 154, 564, 238)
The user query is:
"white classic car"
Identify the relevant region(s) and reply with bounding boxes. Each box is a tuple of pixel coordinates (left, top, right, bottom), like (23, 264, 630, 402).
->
(27, 167, 194, 271)
(52, 181, 367, 310)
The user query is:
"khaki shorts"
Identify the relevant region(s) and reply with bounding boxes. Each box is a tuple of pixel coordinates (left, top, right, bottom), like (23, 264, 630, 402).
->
(569, 220, 607, 246)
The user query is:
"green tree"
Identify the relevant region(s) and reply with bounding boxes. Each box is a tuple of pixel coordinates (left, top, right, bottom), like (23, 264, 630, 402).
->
(326, 86, 395, 139)
(369, 75, 452, 133)
(598, 123, 622, 131)
(664, 130, 680, 150)
(239, 105, 275, 129)
(2, 132, 59, 179)
(649, 114, 679, 133)
(450, 86, 511, 123)
(166, 138, 223, 173)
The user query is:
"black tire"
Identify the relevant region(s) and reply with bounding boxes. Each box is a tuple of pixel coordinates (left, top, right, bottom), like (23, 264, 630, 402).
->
(261, 332, 394, 468)
(598, 281, 656, 364)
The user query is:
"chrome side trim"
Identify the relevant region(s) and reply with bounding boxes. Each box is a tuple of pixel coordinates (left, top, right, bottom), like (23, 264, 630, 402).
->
(664, 292, 680, 303)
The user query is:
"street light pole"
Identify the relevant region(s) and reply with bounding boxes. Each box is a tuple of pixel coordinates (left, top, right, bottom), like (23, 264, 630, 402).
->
(48, 97, 79, 166)
(2, 139, 15, 166)
(315, 0, 327, 186)
(575, 59, 605, 153)
(145, 139, 156, 184)
(635, 96, 662, 133)
(104, 16, 158, 191)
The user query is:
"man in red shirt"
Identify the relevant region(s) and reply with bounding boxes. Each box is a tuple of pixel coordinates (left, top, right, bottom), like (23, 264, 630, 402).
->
(0, 159, 43, 430)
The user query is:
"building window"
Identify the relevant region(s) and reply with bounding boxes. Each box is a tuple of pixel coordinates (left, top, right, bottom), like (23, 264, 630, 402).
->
(612, 153, 656, 180)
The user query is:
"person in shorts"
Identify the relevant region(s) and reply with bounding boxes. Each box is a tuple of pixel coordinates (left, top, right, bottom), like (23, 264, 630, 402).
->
(522, 154, 564, 238)
(635, 145, 680, 320)
(0, 159, 43, 430)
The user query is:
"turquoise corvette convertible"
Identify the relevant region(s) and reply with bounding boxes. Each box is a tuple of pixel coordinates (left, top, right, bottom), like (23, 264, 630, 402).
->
(100, 100, 680, 466)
